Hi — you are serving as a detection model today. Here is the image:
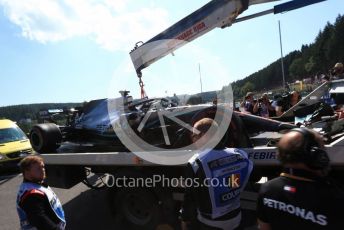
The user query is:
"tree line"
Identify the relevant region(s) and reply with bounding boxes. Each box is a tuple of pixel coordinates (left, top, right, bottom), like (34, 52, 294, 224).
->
(0, 103, 81, 122)
(231, 14, 344, 98)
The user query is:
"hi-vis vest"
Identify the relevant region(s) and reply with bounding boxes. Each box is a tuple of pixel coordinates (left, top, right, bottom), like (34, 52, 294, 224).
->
(16, 182, 66, 230)
(189, 148, 253, 220)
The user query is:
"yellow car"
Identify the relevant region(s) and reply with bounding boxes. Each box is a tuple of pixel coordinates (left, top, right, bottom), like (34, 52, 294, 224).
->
(0, 119, 33, 170)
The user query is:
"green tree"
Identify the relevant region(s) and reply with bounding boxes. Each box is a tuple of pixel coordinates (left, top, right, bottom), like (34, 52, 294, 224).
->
(228, 15, 343, 92)
(241, 82, 255, 95)
(289, 58, 304, 78)
(305, 56, 316, 73)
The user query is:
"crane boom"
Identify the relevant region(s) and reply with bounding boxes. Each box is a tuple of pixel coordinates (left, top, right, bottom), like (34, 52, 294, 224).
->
(130, 0, 326, 80)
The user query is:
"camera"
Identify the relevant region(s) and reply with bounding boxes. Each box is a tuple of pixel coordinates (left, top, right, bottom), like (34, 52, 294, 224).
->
(276, 92, 291, 108)
(330, 68, 337, 76)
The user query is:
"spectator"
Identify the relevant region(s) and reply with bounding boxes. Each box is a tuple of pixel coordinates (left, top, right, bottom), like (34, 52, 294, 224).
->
(271, 94, 280, 109)
(16, 156, 66, 230)
(321, 74, 330, 83)
(331, 62, 344, 80)
(213, 97, 218, 106)
(172, 93, 180, 106)
(240, 92, 258, 115)
(276, 91, 300, 116)
(181, 118, 253, 230)
(255, 94, 275, 118)
(257, 128, 344, 229)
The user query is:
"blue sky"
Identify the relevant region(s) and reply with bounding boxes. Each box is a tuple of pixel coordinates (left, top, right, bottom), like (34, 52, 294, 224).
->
(0, 0, 343, 106)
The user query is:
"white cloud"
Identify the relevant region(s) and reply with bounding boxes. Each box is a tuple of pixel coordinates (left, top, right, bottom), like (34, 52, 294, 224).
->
(0, 0, 169, 51)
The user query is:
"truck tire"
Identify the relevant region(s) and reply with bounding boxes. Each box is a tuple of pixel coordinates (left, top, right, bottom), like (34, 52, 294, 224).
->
(114, 187, 161, 230)
(30, 123, 62, 153)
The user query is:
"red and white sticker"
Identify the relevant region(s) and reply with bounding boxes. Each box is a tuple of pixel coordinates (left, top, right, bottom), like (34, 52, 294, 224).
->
(284, 185, 296, 193)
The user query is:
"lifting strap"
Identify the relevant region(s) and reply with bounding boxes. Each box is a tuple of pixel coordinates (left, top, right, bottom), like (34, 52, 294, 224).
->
(137, 72, 147, 99)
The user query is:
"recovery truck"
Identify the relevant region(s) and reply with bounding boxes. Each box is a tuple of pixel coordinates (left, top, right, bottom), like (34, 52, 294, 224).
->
(30, 0, 344, 228)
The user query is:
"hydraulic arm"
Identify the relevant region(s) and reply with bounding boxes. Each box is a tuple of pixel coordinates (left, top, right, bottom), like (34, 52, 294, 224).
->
(130, 0, 326, 84)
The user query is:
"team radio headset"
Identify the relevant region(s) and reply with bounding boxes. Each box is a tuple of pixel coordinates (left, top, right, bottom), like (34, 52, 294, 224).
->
(280, 128, 330, 182)
(290, 128, 330, 170)
(280, 128, 344, 191)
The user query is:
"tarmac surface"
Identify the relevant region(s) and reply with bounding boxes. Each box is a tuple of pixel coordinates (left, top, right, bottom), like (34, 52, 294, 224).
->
(0, 172, 258, 230)
(0, 172, 118, 230)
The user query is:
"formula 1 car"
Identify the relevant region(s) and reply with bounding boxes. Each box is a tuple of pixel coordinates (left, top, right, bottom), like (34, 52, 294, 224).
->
(29, 91, 297, 153)
(29, 78, 344, 155)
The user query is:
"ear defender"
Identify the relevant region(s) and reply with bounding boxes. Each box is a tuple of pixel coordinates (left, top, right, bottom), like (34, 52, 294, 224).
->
(291, 128, 330, 170)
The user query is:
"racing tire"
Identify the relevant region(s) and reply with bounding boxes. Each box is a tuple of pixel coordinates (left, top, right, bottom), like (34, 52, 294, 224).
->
(30, 123, 62, 153)
(113, 187, 161, 230)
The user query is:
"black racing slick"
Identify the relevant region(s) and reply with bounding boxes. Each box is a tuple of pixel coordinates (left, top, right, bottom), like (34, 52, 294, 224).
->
(257, 169, 344, 230)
